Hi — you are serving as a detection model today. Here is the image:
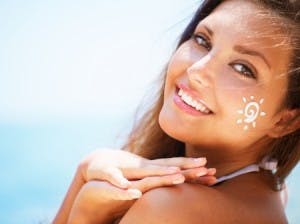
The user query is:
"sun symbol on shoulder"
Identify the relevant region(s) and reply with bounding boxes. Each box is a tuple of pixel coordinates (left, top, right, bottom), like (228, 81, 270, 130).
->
(237, 96, 266, 131)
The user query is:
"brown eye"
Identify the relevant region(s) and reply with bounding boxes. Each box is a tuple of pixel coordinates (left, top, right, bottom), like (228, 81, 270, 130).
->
(193, 34, 211, 50)
(231, 63, 257, 79)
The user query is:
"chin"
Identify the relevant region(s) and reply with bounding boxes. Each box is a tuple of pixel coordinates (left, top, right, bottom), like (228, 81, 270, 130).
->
(158, 107, 190, 143)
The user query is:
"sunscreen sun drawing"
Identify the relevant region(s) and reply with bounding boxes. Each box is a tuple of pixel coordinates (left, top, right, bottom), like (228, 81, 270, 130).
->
(237, 96, 266, 131)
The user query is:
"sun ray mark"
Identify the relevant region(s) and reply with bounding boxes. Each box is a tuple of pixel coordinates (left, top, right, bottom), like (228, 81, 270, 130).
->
(236, 96, 266, 131)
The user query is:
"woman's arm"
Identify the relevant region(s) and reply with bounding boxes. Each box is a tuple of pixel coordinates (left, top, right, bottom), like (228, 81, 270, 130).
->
(53, 168, 85, 224)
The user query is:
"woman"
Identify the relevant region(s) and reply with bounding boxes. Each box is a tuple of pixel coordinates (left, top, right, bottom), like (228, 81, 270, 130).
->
(54, 0, 300, 223)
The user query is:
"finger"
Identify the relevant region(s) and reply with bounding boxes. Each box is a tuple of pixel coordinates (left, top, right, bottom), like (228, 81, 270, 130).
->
(87, 166, 131, 189)
(103, 167, 132, 188)
(149, 157, 207, 169)
(130, 173, 185, 193)
(181, 167, 216, 179)
(207, 168, 217, 176)
(181, 167, 209, 181)
(186, 176, 217, 186)
(122, 164, 181, 179)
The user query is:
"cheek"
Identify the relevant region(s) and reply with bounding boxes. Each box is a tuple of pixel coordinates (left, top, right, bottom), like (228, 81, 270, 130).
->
(167, 45, 192, 76)
(215, 74, 269, 132)
(235, 96, 268, 131)
(165, 56, 185, 95)
(167, 57, 185, 76)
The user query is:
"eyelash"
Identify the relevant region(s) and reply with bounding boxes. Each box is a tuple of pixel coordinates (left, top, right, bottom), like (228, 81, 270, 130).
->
(230, 63, 257, 79)
(192, 34, 257, 79)
(193, 34, 211, 50)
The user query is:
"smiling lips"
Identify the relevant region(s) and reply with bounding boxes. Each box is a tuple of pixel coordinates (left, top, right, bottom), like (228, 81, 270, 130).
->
(173, 84, 213, 116)
(178, 89, 211, 114)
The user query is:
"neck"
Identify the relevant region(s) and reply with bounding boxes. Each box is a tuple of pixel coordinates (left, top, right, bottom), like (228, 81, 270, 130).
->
(184, 141, 269, 178)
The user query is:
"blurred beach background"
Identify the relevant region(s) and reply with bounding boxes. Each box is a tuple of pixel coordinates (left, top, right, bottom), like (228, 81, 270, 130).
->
(0, 0, 299, 223)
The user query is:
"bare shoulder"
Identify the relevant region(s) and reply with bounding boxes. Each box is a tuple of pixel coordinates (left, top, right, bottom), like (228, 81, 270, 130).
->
(119, 173, 287, 224)
(120, 183, 228, 224)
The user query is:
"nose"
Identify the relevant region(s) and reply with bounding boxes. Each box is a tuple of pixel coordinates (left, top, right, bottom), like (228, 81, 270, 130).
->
(187, 53, 216, 88)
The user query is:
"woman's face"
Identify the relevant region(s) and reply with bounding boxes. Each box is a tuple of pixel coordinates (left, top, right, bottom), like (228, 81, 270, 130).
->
(159, 0, 292, 152)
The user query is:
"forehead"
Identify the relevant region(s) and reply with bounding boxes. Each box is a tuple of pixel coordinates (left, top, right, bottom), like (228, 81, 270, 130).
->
(197, 0, 292, 75)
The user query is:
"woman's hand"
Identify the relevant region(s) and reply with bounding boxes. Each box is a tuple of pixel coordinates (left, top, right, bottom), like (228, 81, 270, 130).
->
(79, 149, 216, 189)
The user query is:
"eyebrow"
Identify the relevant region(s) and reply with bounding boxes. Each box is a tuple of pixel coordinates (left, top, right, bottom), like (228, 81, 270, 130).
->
(201, 24, 271, 69)
(233, 45, 271, 69)
(203, 25, 214, 37)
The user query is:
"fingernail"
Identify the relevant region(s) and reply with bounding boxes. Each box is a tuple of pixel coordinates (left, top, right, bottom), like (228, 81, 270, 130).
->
(172, 175, 184, 184)
(208, 168, 216, 175)
(127, 189, 142, 199)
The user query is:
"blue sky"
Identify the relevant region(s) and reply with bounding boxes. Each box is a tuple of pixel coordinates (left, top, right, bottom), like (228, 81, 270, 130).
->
(0, 1, 202, 223)
(0, 0, 200, 123)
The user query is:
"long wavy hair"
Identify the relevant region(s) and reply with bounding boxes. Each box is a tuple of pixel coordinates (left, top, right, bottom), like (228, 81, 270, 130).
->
(122, 0, 300, 189)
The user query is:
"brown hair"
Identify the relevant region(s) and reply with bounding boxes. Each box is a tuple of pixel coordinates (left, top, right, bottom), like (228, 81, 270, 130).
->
(122, 0, 300, 189)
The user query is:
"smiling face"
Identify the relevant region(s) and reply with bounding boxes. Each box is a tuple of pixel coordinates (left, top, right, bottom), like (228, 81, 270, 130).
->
(159, 0, 292, 152)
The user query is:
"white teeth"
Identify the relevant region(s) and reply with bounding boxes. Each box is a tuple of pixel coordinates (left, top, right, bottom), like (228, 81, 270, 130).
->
(178, 88, 211, 114)
(178, 89, 183, 97)
(191, 100, 197, 108)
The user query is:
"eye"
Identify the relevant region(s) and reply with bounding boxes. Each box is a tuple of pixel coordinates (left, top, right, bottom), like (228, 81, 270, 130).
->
(193, 34, 211, 50)
(230, 63, 257, 79)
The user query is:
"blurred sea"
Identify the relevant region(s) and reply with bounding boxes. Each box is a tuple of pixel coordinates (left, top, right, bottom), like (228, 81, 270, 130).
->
(0, 116, 299, 223)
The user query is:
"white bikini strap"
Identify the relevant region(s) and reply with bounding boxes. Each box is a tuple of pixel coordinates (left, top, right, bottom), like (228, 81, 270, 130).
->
(215, 164, 260, 184)
(215, 157, 278, 184)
